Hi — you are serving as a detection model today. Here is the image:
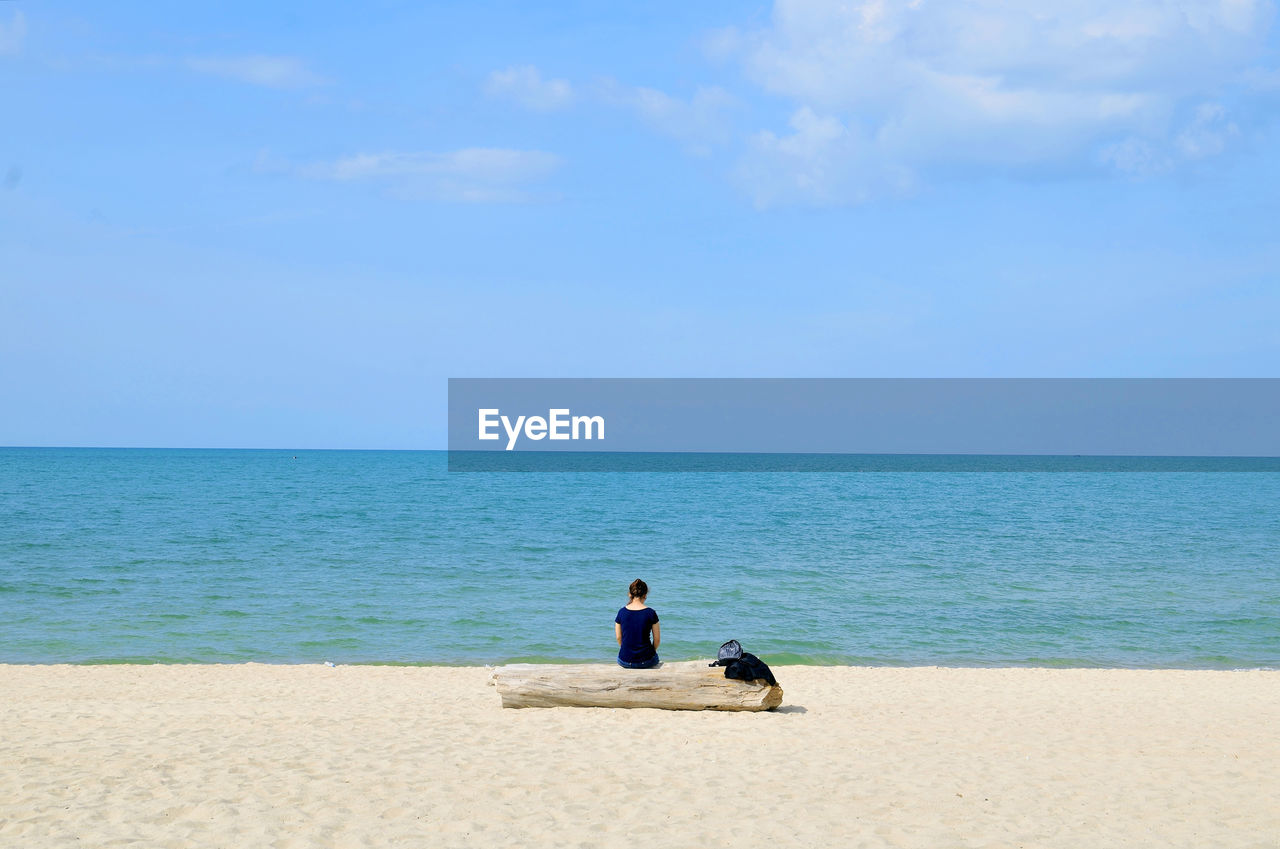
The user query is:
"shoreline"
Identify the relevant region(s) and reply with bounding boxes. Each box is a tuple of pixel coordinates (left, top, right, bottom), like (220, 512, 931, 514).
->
(5, 660, 1274, 676)
(4, 664, 1277, 847)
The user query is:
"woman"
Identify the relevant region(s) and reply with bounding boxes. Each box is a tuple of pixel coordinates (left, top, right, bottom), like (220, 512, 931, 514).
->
(614, 578, 660, 668)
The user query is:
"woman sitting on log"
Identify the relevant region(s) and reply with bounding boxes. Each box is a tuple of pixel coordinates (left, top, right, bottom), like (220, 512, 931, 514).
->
(614, 579, 660, 669)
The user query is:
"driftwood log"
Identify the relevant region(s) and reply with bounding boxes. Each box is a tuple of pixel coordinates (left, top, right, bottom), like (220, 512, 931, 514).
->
(493, 660, 783, 711)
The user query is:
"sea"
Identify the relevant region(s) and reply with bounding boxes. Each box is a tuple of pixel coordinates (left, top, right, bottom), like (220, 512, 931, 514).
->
(1, 448, 1277, 668)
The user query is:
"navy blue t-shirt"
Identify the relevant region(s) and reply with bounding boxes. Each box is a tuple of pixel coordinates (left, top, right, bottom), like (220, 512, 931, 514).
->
(615, 606, 659, 664)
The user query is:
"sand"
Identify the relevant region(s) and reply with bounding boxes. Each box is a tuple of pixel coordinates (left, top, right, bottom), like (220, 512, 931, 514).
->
(2, 664, 1277, 848)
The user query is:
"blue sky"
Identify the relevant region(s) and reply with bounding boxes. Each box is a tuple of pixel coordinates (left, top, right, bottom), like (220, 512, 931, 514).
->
(2, 0, 1278, 448)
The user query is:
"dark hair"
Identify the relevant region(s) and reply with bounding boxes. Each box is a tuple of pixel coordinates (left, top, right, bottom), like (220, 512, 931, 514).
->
(628, 578, 648, 600)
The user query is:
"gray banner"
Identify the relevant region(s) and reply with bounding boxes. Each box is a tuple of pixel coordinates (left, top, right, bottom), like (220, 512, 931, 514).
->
(447, 378, 1280, 471)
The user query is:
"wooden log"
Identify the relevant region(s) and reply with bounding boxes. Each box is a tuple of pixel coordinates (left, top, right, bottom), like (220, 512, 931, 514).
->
(493, 660, 783, 711)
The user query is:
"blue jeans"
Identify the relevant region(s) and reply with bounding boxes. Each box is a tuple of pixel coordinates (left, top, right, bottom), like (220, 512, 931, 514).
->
(617, 654, 660, 669)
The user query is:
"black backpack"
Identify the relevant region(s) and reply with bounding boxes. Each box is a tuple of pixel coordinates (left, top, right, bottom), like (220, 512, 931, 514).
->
(724, 651, 777, 686)
(709, 639, 777, 686)
(711, 639, 742, 666)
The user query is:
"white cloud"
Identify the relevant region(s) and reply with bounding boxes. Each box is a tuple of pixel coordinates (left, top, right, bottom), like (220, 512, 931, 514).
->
(724, 0, 1276, 204)
(296, 148, 562, 203)
(0, 10, 26, 56)
(738, 0, 1272, 105)
(1100, 101, 1239, 173)
(485, 65, 574, 111)
(1176, 102, 1240, 158)
(598, 80, 735, 154)
(186, 55, 325, 89)
(1098, 137, 1173, 176)
(739, 107, 914, 207)
(484, 64, 735, 153)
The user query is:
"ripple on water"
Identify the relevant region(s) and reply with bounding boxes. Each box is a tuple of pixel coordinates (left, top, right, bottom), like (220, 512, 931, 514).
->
(1, 449, 1278, 667)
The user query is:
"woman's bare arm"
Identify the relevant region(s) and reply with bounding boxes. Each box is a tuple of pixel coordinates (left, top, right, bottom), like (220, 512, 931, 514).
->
(615, 622, 622, 646)
(651, 622, 660, 650)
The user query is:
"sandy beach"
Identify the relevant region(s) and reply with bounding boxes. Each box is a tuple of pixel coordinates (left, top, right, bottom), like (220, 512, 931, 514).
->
(2, 664, 1277, 848)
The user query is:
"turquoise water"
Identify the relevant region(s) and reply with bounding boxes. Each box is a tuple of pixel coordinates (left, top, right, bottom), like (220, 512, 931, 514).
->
(1, 448, 1277, 667)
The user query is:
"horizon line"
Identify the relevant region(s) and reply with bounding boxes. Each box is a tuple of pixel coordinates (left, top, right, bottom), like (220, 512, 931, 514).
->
(4, 446, 1280, 459)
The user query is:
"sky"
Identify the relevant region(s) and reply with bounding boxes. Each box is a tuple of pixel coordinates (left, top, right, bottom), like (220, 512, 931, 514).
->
(2, 0, 1278, 448)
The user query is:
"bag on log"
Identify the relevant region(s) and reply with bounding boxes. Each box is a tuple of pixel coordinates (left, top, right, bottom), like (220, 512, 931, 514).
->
(722, 651, 777, 687)
(708, 640, 778, 687)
